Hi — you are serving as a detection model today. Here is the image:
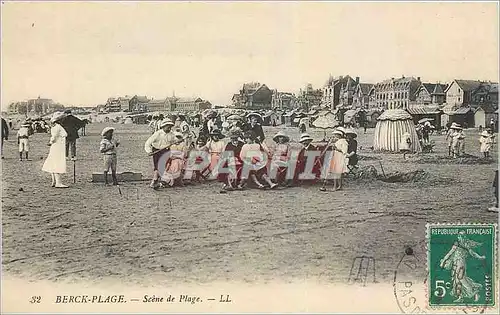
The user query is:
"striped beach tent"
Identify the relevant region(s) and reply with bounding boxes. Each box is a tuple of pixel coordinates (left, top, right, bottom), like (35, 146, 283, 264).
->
(373, 109, 421, 153)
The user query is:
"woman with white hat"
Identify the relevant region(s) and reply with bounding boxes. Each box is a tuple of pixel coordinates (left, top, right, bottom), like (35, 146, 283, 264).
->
(144, 118, 177, 188)
(320, 128, 348, 192)
(42, 111, 69, 188)
(479, 130, 493, 158)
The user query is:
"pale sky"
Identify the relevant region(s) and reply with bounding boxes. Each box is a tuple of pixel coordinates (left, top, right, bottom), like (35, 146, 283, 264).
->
(1, 1, 498, 109)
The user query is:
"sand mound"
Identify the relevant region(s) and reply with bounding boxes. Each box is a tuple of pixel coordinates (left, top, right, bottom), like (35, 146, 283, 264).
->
(415, 154, 495, 165)
(348, 166, 451, 185)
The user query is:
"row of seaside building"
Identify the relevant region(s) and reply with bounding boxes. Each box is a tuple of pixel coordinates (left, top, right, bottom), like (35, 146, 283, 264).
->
(107, 75, 498, 129)
(6, 75, 498, 129)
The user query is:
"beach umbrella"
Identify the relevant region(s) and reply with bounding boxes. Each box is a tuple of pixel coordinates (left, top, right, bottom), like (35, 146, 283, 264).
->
(312, 113, 339, 139)
(418, 117, 434, 124)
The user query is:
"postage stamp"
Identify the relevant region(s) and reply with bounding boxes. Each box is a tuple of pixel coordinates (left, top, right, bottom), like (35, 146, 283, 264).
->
(427, 223, 497, 308)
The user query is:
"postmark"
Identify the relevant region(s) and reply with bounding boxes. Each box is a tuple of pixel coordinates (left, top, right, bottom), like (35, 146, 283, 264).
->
(394, 239, 490, 314)
(426, 223, 497, 310)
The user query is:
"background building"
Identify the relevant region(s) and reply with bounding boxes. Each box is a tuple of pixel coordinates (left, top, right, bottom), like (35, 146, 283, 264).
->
(374, 76, 421, 109)
(413, 83, 448, 106)
(297, 84, 323, 111)
(353, 83, 375, 109)
(8, 96, 64, 115)
(232, 82, 273, 109)
(271, 90, 297, 110)
(129, 95, 150, 112)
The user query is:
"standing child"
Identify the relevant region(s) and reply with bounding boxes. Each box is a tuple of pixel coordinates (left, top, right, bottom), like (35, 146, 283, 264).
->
(450, 123, 463, 158)
(345, 128, 359, 171)
(320, 128, 348, 192)
(458, 127, 466, 156)
(399, 132, 412, 160)
(17, 121, 31, 161)
(479, 131, 494, 158)
(99, 127, 120, 185)
(445, 123, 457, 156)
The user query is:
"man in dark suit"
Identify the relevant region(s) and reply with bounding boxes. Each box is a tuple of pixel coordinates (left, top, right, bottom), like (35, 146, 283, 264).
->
(243, 114, 265, 143)
(60, 110, 85, 160)
(1, 117, 9, 159)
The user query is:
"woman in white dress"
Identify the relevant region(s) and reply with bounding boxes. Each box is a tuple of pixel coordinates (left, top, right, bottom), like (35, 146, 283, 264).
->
(42, 112, 69, 188)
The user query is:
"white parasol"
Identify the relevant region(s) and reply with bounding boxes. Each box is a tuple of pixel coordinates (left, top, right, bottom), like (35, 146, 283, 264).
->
(312, 113, 340, 139)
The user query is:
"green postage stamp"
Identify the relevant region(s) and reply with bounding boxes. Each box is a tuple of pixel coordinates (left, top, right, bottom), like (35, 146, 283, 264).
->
(427, 223, 497, 308)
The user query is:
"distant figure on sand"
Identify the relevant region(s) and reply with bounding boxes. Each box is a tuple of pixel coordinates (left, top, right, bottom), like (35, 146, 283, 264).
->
(479, 131, 493, 158)
(60, 109, 85, 160)
(17, 121, 31, 161)
(99, 127, 120, 186)
(399, 132, 412, 160)
(144, 118, 176, 189)
(42, 112, 69, 188)
(1, 116, 9, 159)
(320, 127, 348, 192)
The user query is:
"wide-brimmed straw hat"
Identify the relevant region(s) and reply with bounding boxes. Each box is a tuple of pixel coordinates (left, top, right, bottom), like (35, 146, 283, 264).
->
(299, 133, 314, 143)
(101, 127, 115, 136)
(246, 112, 263, 122)
(159, 118, 175, 128)
(273, 131, 290, 142)
(332, 127, 345, 137)
(481, 131, 491, 137)
(450, 122, 462, 130)
(50, 111, 66, 123)
(345, 128, 357, 137)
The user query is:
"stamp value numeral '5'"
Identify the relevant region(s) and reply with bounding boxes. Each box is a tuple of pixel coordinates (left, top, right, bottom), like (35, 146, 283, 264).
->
(426, 223, 497, 309)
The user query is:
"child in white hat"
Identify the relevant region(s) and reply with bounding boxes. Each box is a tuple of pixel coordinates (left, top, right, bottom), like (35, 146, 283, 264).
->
(445, 123, 458, 156)
(17, 122, 31, 161)
(450, 124, 464, 158)
(100, 127, 120, 185)
(479, 130, 493, 158)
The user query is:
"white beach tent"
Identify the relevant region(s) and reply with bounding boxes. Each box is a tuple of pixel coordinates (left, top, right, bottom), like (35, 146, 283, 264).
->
(373, 109, 421, 153)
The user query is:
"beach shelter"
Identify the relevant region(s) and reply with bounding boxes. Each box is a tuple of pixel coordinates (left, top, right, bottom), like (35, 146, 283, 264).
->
(373, 109, 421, 153)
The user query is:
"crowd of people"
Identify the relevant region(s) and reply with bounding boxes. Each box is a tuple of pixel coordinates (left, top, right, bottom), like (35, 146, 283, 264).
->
(142, 111, 359, 193)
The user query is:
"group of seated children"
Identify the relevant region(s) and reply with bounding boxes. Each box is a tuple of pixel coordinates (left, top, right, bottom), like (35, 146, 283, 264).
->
(153, 125, 359, 193)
